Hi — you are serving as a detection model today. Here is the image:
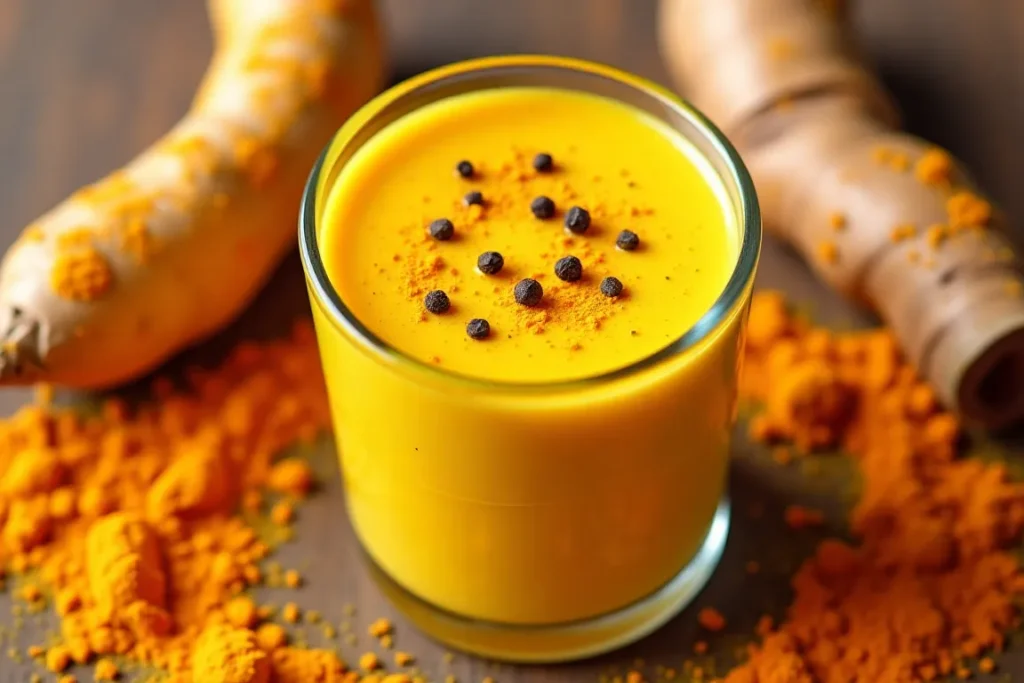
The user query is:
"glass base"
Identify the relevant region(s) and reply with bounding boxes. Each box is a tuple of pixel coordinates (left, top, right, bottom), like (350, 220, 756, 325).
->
(364, 498, 731, 664)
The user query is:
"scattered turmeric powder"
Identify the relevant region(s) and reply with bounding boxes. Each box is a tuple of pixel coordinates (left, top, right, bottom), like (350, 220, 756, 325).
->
(0, 319, 340, 680)
(267, 458, 314, 498)
(270, 500, 295, 526)
(270, 647, 346, 683)
(282, 602, 302, 624)
(394, 651, 415, 667)
(19, 583, 41, 602)
(284, 569, 303, 588)
(46, 644, 72, 673)
(914, 147, 954, 186)
(255, 623, 288, 652)
(697, 607, 726, 632)
(360, 651, 382, 672)
(889, 222, 917, 242)
(946, 190, 992, 229)
(728, 291, 1024, 682)
(368, 617, 393, 638)
(49, 248, 114, 302)
(26, 644, 44, 658)
(226, 596, 259, 629)
(192, 624, 270, 683)
(783, 505, 825, 530)
(93, 658, 119, 681)
(816, 240, 839, 264)
(887, 151, 910, 172)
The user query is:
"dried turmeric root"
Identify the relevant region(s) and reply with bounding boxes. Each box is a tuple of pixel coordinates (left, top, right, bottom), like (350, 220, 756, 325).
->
(0, 0, 385, 387)
(659, 0, 1024, 428)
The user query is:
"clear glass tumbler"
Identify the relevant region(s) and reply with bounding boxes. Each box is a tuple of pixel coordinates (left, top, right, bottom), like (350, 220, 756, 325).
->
(299, 55, 761, 663)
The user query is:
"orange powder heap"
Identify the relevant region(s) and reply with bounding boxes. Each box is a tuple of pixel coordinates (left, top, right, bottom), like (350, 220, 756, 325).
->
(729, 291, 1024, 682)
(0, 320, 347, 681)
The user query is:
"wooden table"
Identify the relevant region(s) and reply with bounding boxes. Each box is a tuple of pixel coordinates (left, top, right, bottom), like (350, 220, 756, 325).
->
(0, 1, 1022, 681)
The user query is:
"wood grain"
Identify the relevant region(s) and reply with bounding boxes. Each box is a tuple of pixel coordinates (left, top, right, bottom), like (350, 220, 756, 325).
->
(0, 1, 1022, 681)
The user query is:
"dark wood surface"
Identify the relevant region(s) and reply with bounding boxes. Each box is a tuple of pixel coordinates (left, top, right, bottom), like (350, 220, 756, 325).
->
(1, 1, 1023, 681)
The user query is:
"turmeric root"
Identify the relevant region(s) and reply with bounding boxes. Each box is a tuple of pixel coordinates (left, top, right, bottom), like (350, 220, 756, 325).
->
(0, 0, 384, 388)
(658, 0, 1024, 428)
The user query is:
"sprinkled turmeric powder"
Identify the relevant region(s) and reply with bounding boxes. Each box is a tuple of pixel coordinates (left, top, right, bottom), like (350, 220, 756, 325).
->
(46, 644, 72, 672)
(270, 500, 295, 526)
(284, 569, 302, 588)
(283, 602, 302, 624)
(816, 240, 839, 264)
(256, 623, 288, 652)
(946, 190, 992, 229)
(926, 223, 949, 248)
(392, 145, 647, 355)
(783, 505, 824, 529)
(270, 647, 346, 683)
(915, 147, 954, 186)
(889, 222, 917, 242)
(226, 596, 259, 629)
(192, 624, 270, 683)
(0, 321, 339, 680)
(50, 247, 114, 301)
(888, 151, 910, 172)
(267, 458, 314, 498)
(368, 617, 393, 638)
(93, 658, 119, 680)
(697, 607, 726, 632)
(360, 651, 381, 672)
(728, 291, 1024, 682)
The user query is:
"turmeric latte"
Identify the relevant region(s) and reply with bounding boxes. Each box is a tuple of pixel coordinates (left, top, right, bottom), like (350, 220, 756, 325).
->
(319, 87, 738, 382)
(310, 80, 748, 632)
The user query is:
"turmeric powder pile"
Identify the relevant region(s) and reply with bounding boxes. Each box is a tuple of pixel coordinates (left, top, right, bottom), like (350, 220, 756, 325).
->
(0, 320, 365, 681)
(730, 291, 1024, 682)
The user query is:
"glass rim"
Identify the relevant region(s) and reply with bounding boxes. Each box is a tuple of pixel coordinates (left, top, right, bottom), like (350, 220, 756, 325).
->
(298, 55, 761, 392)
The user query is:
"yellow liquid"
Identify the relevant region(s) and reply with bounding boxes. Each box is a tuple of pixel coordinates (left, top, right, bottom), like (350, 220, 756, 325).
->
(311, 85, 749, 628)
(320, 88, 736, 381)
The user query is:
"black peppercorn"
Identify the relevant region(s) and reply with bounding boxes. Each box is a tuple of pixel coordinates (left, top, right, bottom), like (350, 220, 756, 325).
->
(564, 206, 591, 234)
(477, 251, 504, 275)
(616, 230, 640, 251)
(530, 196, 555, 219)
(463, 190, 484, 207)
(466, 318, 491, 340)
(514, 278, 544, 307)
(533, 153, 554, 172)
(554, 255, 583, 282)
(429, 218, 455, 241)
(424, 290, 451, 314)
(600, 276, 624, 298)
(455, 160, 474, 178)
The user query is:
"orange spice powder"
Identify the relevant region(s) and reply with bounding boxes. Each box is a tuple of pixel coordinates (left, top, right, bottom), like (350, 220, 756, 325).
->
(0, 320, 345, 681)
(728, 291, 1024, 682)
